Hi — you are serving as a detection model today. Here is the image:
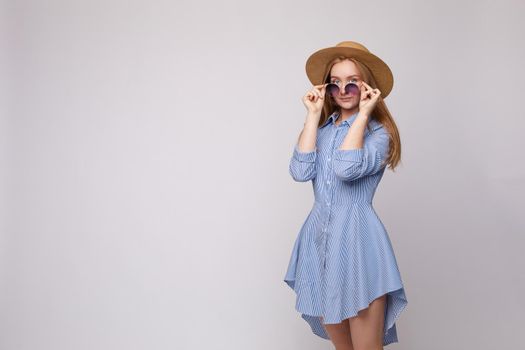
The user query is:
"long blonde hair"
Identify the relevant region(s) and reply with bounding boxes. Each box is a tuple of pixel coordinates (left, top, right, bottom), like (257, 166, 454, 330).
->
(319, 56, 402, 171)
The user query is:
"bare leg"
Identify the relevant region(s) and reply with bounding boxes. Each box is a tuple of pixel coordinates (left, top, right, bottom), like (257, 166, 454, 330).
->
(321, 316, 354, 350)
(348, 294, 387, 350)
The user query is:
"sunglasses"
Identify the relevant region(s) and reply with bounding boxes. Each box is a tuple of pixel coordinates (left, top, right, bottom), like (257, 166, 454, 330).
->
(325, 81, 361, 97)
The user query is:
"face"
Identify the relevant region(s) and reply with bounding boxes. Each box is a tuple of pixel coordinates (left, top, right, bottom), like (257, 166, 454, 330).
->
(328, 60, 363, 111)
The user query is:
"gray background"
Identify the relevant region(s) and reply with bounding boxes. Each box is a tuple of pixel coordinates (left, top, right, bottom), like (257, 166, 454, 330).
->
(1, 0, 524, 349)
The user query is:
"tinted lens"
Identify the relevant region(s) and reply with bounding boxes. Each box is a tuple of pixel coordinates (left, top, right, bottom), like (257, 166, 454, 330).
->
(326, 83, 340, 96)
(345, 82, 360, 95)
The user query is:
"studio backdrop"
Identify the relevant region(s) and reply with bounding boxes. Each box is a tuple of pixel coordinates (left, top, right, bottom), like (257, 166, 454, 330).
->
(1, 1, 524, 349)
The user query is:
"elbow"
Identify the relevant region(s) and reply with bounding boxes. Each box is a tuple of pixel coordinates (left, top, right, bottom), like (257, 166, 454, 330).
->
(289, 163, 316, 182)
(333, 160, 386, 181)
(290, 174, 315, 182)
(333, 162, 362, 182)
(288, 146, 317, 181)
(333, 147, 366, 182)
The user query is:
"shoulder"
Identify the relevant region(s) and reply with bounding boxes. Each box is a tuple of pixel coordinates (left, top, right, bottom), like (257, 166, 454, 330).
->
(366, 119, 390, 151)
(367, 119, 389, 137)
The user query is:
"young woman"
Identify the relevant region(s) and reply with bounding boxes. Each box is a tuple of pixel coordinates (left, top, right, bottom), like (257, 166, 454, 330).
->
(283, 41, 408, 350)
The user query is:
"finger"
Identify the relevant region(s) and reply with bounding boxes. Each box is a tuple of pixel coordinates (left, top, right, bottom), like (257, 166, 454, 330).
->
(370, 89, 380, 100)
(313, 84, 327, 93)
(361, 82, 371, 93)
(313, 86, 324, 95)
(314, 89, 325, 99)
(362, 82, 374, 93)
(313, 90, 324, 101)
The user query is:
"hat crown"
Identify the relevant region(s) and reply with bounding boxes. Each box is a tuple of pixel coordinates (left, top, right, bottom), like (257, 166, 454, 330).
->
(335, 41, 370, 53)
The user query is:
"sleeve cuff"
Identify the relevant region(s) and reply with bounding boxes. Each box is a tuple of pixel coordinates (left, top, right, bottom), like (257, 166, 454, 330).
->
(293, 144, 316, 163)
(334, 147, 364, 162)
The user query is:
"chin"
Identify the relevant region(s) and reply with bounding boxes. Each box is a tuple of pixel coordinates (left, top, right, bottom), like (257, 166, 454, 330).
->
(339, 102, 357, 109)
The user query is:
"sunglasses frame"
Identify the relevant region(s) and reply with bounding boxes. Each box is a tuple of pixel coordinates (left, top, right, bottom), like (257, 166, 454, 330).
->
(325, 81, 362, 97)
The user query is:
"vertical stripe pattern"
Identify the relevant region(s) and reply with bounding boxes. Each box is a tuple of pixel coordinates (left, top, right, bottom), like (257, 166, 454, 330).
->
(284, 111, 408, 346)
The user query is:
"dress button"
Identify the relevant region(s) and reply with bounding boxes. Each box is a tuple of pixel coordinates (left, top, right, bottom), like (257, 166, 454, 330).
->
(327, 180, 331, 185)
(327, 157, 331, 161)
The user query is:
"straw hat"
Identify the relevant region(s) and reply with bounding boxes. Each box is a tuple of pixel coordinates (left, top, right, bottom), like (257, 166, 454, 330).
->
(305, 40, 394, 99)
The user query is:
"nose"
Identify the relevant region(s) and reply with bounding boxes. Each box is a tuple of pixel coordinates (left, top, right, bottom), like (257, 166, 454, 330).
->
(339, 83, 347, 96)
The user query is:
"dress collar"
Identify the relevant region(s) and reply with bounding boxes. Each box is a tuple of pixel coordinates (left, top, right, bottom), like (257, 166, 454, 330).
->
(320, 111, 360, 128)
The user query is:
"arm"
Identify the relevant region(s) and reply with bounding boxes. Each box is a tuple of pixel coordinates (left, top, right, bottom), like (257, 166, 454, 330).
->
(288, 113, 319, 182)
(333, 114, 390, 181)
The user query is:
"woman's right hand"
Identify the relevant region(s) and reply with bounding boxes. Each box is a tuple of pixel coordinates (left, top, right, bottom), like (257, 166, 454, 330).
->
(302, 84, 327, 116)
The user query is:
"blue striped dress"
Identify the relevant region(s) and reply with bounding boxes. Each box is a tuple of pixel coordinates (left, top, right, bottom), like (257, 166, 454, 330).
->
(284, 111, 408, 346)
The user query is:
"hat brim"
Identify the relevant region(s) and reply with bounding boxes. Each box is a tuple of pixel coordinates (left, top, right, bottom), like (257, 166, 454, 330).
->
(305, 46, 393, 98)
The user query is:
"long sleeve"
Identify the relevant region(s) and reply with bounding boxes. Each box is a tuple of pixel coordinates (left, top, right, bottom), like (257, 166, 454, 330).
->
(332, 124, 390, 182)
(288, 144, 317, 182)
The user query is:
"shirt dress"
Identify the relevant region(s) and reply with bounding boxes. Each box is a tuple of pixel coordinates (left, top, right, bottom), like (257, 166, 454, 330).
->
(283, 111, 408, 346)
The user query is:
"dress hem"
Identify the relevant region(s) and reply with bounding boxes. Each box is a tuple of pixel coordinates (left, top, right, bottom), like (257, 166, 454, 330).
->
(284, 278, 407, 346)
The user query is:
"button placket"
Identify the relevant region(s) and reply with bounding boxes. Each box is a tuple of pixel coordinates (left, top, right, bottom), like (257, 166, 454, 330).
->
(319, 127, 339, 272)
(325, 127, 339, 208)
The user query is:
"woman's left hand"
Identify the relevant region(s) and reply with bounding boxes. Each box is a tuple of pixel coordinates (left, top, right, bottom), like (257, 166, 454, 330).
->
(358, 81, 381, 116)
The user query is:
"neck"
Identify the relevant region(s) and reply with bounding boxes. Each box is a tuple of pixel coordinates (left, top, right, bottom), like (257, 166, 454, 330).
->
(339, 108, 359, 120)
